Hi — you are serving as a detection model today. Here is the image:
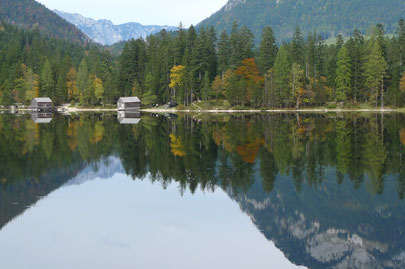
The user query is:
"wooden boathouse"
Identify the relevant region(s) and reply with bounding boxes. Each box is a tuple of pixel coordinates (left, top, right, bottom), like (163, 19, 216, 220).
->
(117, 97, 141, 111)
(30, 97, 53, 112)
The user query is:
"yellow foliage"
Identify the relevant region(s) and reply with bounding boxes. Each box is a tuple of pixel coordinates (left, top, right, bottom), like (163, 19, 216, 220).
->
(91, 122, 104, 144)
(92, 75, 104, 100)
(22, 64, 39, 102)
(169, 65, 186, 88)
(66, 67, 78, 100)
(132, 126, 141, 140)
(211, 76, 223, 96)
(67, 120, 79, 151)
(212, 128, 224, 146)
(169, 134, 186, 157)
(22, 120, 40, 155)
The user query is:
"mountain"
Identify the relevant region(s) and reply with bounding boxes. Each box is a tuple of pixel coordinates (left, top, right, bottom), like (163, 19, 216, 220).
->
(0, 0, 88, 44)
(198, 0, 405, 42)
(55, 10, 178, 45)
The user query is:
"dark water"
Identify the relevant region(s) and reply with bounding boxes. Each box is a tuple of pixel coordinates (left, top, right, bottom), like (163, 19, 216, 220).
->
(0, 112, 405, 269)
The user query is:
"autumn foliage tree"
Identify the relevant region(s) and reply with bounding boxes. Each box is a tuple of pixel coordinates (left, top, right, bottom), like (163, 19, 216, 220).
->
(169, 65, 186, 104)
(235, 58, 264, 107)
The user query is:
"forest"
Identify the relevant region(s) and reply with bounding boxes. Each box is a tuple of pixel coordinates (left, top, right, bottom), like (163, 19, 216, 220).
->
(1, 19, 405, 109)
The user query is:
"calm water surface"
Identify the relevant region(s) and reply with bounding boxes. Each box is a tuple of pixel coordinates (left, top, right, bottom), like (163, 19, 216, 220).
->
(0, 112, 405, 269)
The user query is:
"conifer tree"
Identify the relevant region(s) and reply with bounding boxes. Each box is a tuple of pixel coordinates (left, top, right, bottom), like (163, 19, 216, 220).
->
(365, 41, 388, 107)
(335, 46, 352, 102)
(77, 58, 90, 104)
(291, 26, 305, 66)
(273, 46, 291, 106)
(40, 59, 54, 98)
(258, 26, 278, 74)
(218, 30, 230, 76)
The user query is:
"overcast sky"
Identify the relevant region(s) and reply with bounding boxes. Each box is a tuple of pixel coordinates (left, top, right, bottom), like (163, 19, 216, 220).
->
(37, 0, 227, 26)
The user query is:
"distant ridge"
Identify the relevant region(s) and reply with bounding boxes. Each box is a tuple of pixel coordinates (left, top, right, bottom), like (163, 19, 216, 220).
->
(198, 0, 405, 42)
(55, 10, 178, 45)
(0, 0, 88, 44)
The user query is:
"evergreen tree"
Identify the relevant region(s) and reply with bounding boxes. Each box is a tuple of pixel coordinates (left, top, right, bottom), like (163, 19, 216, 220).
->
(40, 59, 54, 98)
(398, 19, 405, 72)
(201, 71, 211, 101)
(365, 41, 388, 107)
(258, 26, 278, 74)
(291, 26, 305, 66)
(347, 30, 365, 101)
(218, 30, 230, 76)
(335, 46, 352, 102)
(77, 58, 89, 104)
(273, 46, 291, 106)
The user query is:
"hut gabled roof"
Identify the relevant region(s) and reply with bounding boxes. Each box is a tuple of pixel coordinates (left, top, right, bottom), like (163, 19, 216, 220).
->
(33, 97, 53, 103)
(118, 97, 141, 103)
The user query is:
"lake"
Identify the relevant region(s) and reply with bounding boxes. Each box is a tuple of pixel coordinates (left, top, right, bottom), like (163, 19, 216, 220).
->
(0, 112, 405, 269)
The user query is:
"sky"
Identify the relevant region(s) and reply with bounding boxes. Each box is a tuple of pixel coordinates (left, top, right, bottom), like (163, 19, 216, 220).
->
(36, 0, 228, 27)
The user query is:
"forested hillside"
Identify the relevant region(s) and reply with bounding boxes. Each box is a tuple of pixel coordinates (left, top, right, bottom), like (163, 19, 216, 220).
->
(2, 19, 405, 109)
(198, 0, 405, 42)
(0, 22, 115, 106)
(0, 0, 88, 43)
(1, 0, 405, 110)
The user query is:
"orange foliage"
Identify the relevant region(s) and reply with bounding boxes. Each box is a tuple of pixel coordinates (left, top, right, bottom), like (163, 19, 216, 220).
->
(235, 58, 264, 84)
(400, 128, 405, 146)
(236, 138, 265, 163)
(400, 72, 405, 92)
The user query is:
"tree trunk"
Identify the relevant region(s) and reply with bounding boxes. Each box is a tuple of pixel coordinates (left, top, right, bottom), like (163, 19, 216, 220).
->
(381, 77, 384, 109)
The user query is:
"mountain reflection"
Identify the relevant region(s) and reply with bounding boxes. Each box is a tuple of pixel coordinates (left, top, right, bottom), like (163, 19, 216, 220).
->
(1, 112, 405, 268)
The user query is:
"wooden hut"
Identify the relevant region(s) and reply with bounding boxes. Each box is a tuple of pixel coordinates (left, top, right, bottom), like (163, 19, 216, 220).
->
(117, 97, 141, 111)
(30, 97, 53, 111)
(117, 111, 141, 124)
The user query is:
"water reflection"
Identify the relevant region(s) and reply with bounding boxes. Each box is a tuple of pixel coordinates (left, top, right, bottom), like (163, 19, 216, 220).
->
(31, 112, 53, 124)
(0, 113, 405, 268)
(117, 111, 141, 124)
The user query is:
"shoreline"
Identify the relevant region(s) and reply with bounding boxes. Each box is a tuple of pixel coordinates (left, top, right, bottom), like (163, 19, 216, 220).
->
(0, 107, 399, 113)
(141, 108, 397, 113)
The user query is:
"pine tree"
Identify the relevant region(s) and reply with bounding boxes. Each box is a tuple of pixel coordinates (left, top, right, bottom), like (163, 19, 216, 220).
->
(40, 59, 54, 99)
(273, 46, 291, 106)
(398, 19, 405, 72)
(335, 46, 352, 102)
(258, 26, 278, 74)
(365, 41, 388, 107)
(291, 26, 304, 66)
(290, 63, 304, 108)
(347, 30, 365, 101)
(230, 21, 243, 68)
(201, 71, 211, 101)
(66, 67, 78, 101)
(218, 30, 230, 76)
(77, 58, 90, 105)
